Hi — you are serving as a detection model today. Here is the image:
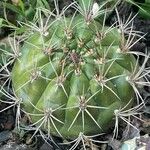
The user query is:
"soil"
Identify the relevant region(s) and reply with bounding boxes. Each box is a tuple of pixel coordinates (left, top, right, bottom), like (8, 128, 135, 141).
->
(0, 1, 150, 150)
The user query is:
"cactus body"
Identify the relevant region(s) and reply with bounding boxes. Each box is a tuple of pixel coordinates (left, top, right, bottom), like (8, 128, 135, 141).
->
(11, 11, 137, 139)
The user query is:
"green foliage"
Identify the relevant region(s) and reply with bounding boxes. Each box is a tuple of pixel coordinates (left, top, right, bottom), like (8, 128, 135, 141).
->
(0, 18, 4, 27)
(137, 0, 150, 19)
(0, 0, 51, 22)
(123, 0, 150, 19)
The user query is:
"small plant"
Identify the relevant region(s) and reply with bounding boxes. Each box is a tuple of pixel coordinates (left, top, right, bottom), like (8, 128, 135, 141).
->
(0, 0, 149, 149)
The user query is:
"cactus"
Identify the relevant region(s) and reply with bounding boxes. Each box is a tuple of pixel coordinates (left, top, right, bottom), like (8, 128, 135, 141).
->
(0, 0, 149, 148)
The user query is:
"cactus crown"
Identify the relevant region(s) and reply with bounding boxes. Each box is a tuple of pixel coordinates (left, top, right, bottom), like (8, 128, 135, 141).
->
(0, 0, 149, 149)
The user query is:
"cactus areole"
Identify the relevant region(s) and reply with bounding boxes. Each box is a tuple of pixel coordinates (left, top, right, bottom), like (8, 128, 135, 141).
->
(11, 3, 136, 139)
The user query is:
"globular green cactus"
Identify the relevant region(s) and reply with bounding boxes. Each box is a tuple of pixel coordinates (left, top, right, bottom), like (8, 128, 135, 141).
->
(11, 2, 136, 138)
(0, 0, 149, 145)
